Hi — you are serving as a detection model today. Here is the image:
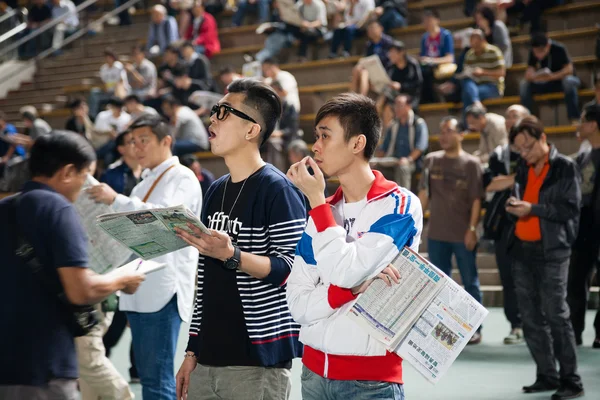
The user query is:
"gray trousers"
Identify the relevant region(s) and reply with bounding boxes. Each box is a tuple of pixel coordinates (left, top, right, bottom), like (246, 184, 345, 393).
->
(512, 240, 583, 389)
(0, 379, 78, 400)
(394, 163, 415, 191)
(188, 364, 292, 400)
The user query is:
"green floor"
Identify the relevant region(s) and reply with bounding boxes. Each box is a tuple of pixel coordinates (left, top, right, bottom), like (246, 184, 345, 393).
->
(109, 308, 600, 399)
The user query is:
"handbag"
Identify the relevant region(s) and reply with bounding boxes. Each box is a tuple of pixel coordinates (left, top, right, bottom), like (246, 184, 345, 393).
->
(9, 194, 99, 337)
(433, 63, 458, 80)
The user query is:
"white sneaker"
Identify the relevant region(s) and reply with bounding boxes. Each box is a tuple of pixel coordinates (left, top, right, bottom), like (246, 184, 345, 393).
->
(504, 328, 524, 345)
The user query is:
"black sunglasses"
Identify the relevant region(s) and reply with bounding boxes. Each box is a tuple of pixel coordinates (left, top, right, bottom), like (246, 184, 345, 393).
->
(211, 104, 257, 124)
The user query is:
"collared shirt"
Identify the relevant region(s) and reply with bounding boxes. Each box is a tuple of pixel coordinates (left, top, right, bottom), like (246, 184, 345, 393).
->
(51, 0, 79, 29)
(112, 156, 202, 321)
(464, 43, 505, 94)
(146, 16, 179, 54)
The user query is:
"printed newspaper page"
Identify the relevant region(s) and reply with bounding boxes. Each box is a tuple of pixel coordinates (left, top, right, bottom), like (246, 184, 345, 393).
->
(96, 205, 209, 260)
(346, 247, 446, 349)
(357, 55, 392, 93)
(396, 278, 488, 383)
(75, 175, 132, 274)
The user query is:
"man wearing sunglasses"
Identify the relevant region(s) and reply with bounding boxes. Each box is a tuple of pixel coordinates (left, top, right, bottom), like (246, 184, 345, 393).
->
(175, 79, 307, 400)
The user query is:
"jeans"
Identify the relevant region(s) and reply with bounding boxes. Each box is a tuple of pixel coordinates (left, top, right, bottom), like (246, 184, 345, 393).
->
(116, 0, 132, 25)
(330, 25, 358, 55)
(296, 29, 322, 58)
(18, 28, 52, 58)
(232, 0, 270, 26)
(460, 78, 500, 111)
(512, 240, 582, 389)
(393, 163, 415, 191)
(567, 239, 600, 341)
(255, 30, 292, 62)
(427, 239, 483, 308)
(378, 9, 406, 33)
(495, 232, 521, 329)
(173, 140, 204, 156)
(301, 366, 405, 400)
(519, 76, 581, 121)
(126, 295, 182, 400)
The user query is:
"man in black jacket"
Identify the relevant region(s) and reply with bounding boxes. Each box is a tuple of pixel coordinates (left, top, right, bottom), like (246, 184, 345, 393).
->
(505, 116, 584, 400)
(568, 103, 600, 349)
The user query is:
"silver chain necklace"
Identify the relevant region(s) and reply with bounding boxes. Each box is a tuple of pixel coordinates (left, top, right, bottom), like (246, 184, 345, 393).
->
(220, 164, 263, 216)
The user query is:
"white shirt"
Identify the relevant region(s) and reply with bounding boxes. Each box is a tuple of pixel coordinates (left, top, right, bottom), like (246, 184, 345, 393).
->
(267, 69, 300, 112)
(100, 61, 130, 92)
(344, 0, 375, 27)
(51, 0, 79, 29)
(113, 156, 202, 321)
(93, 110, 131, 132)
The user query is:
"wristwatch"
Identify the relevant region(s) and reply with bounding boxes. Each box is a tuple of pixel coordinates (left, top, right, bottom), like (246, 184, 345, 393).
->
(469, 225, 477, 232)
(223, 245, 241, 270)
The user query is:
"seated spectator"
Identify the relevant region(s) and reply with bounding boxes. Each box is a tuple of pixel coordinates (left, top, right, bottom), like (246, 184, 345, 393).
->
(19, 0, 52, 58)
(264, 80, 300, 171)
(92, 97, 131, 165)
(89, 48, 130, 118)
(351, 20, 393, 95)
(65, 98, 93, 140)
(180, 154, 215, 196)
(0, 111, 23, 172)
(181, 41, 216, 92)
(287, 138, 310, 165)
(203, 0, 225, 16)
(506, 0, 564, 33)
(50, 0, 79, 53)
(20, 106, 51, 141)
(372, 94, 428, 190)
(474, 4, 512, 68)
(124, 94, 159, 119)
(171, 0, 193, 38)
(381, 40, 422, 109)
(100, 130, 142, 196)
(460, 29, 505, 113)
(464, 104, 508, 164)
(329, 0, 375, 59)
(519, 32, 580, 125)
(115, 0, 132, 26)
(125, 44, 157, 101)
(146, 4, 179, 56)
(419, 8, 455, 104)
(217, 65, 242, 92)
(261, 57, 300, 112)
(367, 0, 407, 33)
(161, 95, 209, 155)
(171, 63, 204, 109)
(292, 0, 328, 62)
(584, 72, 600, 110)
(185, 1, 220, 58)
(232, 0, 270, 27)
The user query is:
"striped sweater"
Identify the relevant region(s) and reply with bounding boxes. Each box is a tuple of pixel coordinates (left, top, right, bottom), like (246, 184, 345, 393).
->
(186, 164, 306, 366)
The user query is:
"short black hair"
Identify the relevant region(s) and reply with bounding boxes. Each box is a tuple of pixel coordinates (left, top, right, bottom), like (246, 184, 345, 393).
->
(262, 57, 279, 66)
(475, 4, 496, 28)
(530, 32, 549, 48)
(510, 115, 544, 144)
(131, 43, 145, 54)
(389, 40, 406, 52)
(172, 63, 188, 78)
(162, 94, 182, 107)
(227, 78, 282, 146)
(21, 112, 36, 122)
(165, 44, 180, 57)
(423, 8, 440, 19)
(219, 65, 236, 77)
(29, 130, 96, 178)
(395, 93, 413, 107)
(315, 93, 381, 160)
(107, 97, 124, 108)
(180, 154, 199, 169)
(181, 41, 194, 50)
(103, 47, 117, 60)
(583, 103, 600, 129)
(128, 113, 172, 141)
(124, 94, 142, 104)
(366, 19, 382, 28)
(440, 116, 461, 130)
(115, 130, 131, 147)
(69, 98, 85, 110)
(465, 104, 487, 119)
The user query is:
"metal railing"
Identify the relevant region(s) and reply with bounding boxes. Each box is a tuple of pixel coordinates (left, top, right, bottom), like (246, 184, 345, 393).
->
(0, 0, 144, 86)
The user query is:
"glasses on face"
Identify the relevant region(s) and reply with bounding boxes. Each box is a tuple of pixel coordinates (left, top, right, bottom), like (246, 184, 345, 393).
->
(519, 140, 537, 155)
(210, 104, 257, 124)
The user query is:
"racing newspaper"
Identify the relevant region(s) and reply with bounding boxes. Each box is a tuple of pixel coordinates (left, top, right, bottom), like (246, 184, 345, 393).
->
(346, 247, 488, 384)
(75, 175, 132, 274)
(96, 205, 210, 260)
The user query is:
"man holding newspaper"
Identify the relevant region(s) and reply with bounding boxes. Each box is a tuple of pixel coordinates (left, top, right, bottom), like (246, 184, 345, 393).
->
(286, 93, 423, 399)
(88, 114, 202, 400)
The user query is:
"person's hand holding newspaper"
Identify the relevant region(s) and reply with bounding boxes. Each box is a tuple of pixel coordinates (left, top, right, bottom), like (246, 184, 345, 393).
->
(351, 264, 401, 295)
(176, 224, 235, 261)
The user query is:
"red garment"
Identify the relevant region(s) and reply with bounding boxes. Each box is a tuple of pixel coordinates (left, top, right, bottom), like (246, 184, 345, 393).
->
(184, 12, 220, 58)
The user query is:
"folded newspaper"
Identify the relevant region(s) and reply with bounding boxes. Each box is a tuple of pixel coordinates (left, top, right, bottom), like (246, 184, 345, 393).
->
(357, 55, 392, 93)
(75, 176, 133, 274)
(346, 247, 488, 384)
(96, 205, 210, 260)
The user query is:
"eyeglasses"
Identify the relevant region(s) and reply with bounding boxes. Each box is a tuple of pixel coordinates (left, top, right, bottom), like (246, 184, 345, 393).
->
(211, 104, 257, 124)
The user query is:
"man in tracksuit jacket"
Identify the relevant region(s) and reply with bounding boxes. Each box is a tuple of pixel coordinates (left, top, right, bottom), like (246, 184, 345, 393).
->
(286, 93, 422, 400)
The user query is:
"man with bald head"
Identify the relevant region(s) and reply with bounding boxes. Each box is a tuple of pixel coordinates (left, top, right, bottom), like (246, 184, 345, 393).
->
(483, 104, 530, 345)
(146, 4, 179, 55)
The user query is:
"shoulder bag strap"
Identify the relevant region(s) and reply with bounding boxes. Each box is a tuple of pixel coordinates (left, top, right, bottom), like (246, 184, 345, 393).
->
(142, 164, 176, 202)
